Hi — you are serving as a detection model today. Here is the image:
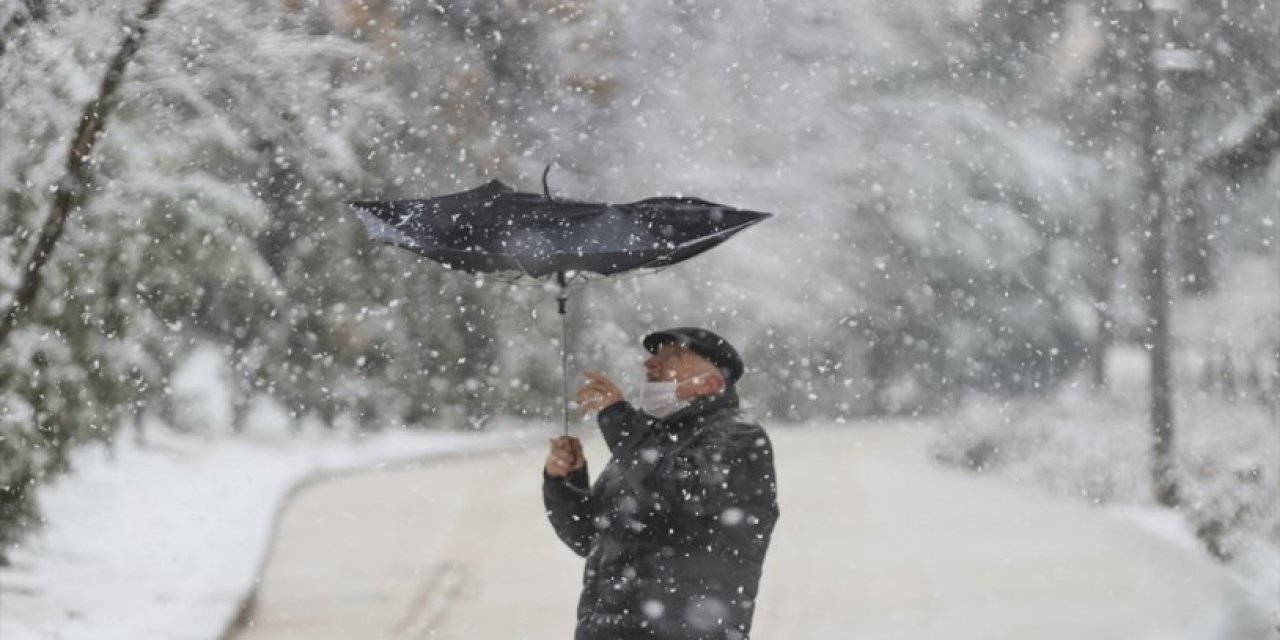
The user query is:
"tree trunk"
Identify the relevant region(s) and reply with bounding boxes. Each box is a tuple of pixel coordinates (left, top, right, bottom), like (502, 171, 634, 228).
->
(0, 0, 168, 349)
(450, 282, 496, 421)
(1135, 3, 1180, 509)
(1271, 344, 1280, 418)
(1089, 199, 1119, 389)
(1175, 182, 1214, 295)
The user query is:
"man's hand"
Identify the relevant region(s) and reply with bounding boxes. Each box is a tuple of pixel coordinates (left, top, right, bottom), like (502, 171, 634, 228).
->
(575, 372, 623, 416)
(545, 436, 586, 478)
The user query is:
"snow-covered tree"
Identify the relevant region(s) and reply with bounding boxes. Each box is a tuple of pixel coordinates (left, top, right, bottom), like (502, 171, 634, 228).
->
(0, 0, 410, 556)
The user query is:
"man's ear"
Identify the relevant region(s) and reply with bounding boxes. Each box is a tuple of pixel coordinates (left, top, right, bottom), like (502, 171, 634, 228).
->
(701, 372, 726, 396)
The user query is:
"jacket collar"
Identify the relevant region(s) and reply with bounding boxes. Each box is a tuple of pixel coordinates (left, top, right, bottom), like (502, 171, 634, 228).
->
(658, 385, 740, 429)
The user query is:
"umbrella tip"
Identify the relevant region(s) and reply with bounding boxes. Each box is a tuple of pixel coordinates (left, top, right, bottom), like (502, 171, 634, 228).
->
(542, 163, 554, 201)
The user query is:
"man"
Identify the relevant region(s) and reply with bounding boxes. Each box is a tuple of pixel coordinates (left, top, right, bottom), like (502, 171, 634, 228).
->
(543, 327, 780, 640)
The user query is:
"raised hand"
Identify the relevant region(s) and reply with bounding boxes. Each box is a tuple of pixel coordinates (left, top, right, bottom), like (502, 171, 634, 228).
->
(575, 371, 623, 415)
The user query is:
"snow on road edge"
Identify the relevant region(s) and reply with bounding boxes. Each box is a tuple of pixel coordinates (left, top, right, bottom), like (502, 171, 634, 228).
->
(0, 424, 536, 640)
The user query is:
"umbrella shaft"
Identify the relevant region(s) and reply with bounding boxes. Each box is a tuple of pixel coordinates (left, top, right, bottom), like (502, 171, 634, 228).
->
(560, 307, 569, 436)
(558, 271, 569, 436)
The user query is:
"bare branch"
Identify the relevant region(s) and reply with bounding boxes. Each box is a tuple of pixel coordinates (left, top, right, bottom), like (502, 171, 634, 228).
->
(1200, 97, 1280, 181)
(0, 0, 169, 348)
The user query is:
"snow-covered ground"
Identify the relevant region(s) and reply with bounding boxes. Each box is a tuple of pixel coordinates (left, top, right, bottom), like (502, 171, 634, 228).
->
(0, 422, 531, 640)
(231, 422, 1268, 640)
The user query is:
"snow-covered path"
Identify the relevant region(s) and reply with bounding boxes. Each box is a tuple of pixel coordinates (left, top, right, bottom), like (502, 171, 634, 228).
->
(233, 422, 1267, 640)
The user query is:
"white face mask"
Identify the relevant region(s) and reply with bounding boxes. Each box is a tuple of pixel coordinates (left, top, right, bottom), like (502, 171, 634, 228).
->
(637, 373, 711, 419)
(638, 380, 686, 419)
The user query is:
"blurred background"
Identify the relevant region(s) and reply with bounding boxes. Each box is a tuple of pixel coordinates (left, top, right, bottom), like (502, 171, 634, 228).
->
(0, 0, 1276, 634)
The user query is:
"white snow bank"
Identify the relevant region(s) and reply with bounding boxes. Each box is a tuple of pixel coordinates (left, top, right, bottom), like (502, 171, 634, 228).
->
(932, 386, 1280, 633)
(0, 422, 533, 640)
(1106, 505, 1204, 552)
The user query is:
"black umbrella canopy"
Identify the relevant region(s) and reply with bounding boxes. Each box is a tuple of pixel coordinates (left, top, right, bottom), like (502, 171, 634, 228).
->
(350, 179, 771, 280)
(350, 178, 772, 435)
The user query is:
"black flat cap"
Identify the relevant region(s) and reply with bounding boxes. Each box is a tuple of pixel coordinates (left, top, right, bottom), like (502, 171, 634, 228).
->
(643, 327, 745, 384)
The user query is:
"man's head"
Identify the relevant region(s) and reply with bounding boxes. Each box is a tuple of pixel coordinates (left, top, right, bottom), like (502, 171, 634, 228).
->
(642, 327, 744, 402)
(644, 343, 725, 400)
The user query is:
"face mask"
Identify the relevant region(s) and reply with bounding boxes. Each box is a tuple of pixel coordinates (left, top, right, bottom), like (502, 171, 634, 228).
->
(637, 373, 711, 419)
(638, 380, 687, 419)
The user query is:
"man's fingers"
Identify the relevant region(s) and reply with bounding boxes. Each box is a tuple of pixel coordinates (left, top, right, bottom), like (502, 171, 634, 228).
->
(576, 386, 606, 414)
(553, 453, 580, 470)
(578, 374, 618, 409)
(583, 372, 622, 402)
(549, 440, 577, 461)
(548, 437, 581, 456)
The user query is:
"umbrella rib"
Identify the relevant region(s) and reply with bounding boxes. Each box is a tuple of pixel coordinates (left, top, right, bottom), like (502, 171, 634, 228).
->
(627, 222, 757, 271)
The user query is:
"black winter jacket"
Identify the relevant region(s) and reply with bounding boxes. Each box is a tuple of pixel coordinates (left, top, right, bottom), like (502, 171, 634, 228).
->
(543, 387, 779, 640)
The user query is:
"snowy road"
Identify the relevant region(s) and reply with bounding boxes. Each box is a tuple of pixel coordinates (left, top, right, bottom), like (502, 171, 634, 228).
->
(233, 422, 1267, 640)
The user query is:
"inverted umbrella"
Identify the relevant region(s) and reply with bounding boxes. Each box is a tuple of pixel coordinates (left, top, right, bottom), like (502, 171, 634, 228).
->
(350, 172, 771, 432)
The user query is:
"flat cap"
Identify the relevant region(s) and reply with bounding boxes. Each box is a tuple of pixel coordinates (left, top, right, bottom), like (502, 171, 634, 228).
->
(643, 327, 745, 384)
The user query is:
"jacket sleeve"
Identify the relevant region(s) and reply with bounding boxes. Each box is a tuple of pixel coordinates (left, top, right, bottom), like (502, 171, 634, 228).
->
(664, 423, 780, 557)
(596, 401, 654, 454)
(542, 464, 594, 557)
